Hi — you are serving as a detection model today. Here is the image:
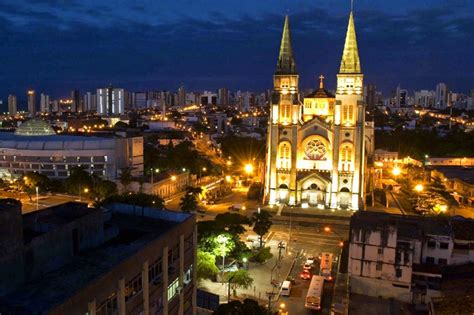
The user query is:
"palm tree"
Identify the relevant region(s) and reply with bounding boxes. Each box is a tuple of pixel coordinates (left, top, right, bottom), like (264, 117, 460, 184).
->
(180, 186, 202, 212)
(251, 210, 272, 248)
(226, 269, 254, 298)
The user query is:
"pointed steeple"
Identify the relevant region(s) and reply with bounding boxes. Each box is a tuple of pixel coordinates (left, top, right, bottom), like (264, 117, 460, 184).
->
(276, 15, 296, 74)
(339, 11, 361, 74)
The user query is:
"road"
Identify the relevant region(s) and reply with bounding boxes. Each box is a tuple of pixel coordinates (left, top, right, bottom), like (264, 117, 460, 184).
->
(0, 190, 87, 213)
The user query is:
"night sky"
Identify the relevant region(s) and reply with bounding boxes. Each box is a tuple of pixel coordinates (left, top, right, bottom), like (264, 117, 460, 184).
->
(1, 0, 473, 103)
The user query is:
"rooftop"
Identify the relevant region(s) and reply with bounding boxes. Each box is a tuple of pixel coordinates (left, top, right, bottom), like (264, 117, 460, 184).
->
(431, 166, 474, 185)
(0, 203, 194, 313)
(14, 119, 56, 136)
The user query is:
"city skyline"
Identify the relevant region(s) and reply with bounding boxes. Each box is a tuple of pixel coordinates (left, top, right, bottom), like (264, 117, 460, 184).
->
(1, 1, 473, 99)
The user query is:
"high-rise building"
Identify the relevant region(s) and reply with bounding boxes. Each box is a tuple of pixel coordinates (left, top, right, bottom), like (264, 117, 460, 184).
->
(414, 90, 435, 108)
(40, 93, 50, 113)
(395, 85, 408, 107)
(83, 92, 96, 112)
(435, 83, 448, 109)
(200, 91, 217, 106)
(218, 88, 229, 107)
(71, 90, 82, 112)
(7, 95, 17, 116)
(27, 90, 36, 116)
(366, 84, 377, 109)
(97, 87, 125, 116)
(470, 89, 474, 98)
(177, 86, 186, 107)
(264, 11, 371, 211)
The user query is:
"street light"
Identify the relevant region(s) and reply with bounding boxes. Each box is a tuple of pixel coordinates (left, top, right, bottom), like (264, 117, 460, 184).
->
(392, 166, 401, 176)
(244, 163, 254, 174)
(414, 184, 424, 192)
(217, 234, 229, 284)
(35, 186, 39, 210)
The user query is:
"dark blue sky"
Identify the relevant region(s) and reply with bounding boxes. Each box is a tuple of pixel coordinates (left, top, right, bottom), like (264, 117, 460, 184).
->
(1, 0, 473, 103)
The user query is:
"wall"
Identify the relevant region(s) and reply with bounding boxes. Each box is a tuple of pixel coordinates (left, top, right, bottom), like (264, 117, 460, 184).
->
(350, 276, 412, 303)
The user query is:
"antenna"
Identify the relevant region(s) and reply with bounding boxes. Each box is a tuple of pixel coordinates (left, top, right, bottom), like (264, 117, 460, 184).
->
(351, 0, 354, 11)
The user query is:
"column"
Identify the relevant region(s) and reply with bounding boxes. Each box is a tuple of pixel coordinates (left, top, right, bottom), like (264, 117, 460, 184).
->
(118, 278, 126, 315)
(192, 226, 198, 315)
(87, 299, 96, 315)
(179, 234, 185, 315)
(142, 261, 150, 315)
(289, 125, 298, 205)
(162, 246, 169, 315)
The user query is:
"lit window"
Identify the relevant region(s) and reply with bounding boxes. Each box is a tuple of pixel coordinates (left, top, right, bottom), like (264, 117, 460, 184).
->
(167, 278, 180, 301)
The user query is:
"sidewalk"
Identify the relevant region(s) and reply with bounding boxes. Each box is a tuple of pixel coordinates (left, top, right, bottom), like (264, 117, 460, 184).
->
(199, 235, 296, 305)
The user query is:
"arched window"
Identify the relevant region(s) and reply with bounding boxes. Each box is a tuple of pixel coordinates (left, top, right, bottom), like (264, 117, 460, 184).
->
(342, 105, 354, 124)
(278, 142, 291, 169)
(340, 144, 353, 171)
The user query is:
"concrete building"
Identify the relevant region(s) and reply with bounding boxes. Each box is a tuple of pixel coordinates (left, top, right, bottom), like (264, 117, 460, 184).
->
(71, 90, 82, 112)
(0, 200, 197, 315)
(430, 166, 474, 206)
(217, 88, 229, 107)
(83, 92, 97, 112)
(435, 83, 448, 110)
(200, 92, 217, 106)
(349, 211, 474, 306)
(177, 86, 186, 107)
(27, 90, 36, 116)
(395, 86, 408, 108)
(40, 93, 50, 113)
(414, 90, 435, 108)
(264, 12, 373, 211)
(0, 119, 143, 180)
(8, 94, 17, 116)
(366, 84, 377, 109)
(97, 87, 125, 116)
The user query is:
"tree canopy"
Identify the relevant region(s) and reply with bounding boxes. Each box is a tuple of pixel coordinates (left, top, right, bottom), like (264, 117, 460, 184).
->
(251, 210, 272, 248)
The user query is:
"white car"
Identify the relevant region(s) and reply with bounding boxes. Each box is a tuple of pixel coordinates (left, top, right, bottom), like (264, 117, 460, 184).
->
(303, 255, 315, 269)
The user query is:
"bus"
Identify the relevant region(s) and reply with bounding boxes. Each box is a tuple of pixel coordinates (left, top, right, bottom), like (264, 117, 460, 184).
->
(305, 275, 324, 310)
(320, 252, 334, 281)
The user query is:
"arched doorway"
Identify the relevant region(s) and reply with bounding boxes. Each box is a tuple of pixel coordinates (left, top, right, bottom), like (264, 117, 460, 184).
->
(339, 187, 351, 209)
(279, 184, 289, 203)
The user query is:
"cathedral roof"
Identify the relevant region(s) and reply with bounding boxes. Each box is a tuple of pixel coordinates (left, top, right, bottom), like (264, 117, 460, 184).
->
(306, 88, 335, 99)
(275, 15, 297, 75)
(339, 11, 362, 74)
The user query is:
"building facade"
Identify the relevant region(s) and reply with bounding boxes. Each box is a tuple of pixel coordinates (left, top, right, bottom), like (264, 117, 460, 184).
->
(264, 12, 371, 211)
(8, 94, 17, 116)
(0, 120, 143, 180)
(27, 90, 36, 116)
(0, 200, 197, 315)
(97, 87, 125, 116)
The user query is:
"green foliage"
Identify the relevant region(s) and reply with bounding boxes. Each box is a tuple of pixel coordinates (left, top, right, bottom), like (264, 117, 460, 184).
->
(97, 193, 165, 209)
(247, 182, 263, 200)
(212, 234, 235, 258)
(214, 212, 251, 235)
(64, 167, 94, 195)
(226, 269, 254, 296)
(93, 180, 118, 201)
(251, 210, 272, 248)
(197, 250, 219, 282)
(180, 186, 202, 212)
(213, 299, 271, 315)
(251, 247, 273, 263)
(119, 167, 133, 190)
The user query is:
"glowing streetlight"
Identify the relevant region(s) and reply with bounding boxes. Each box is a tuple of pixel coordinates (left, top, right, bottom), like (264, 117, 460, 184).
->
(244, 164, 254, 174)
(225, 175, 231, 182)
(171, 175, 177, 181)
(392, 166, 401, 176)
(414, 184, 424, 192)
(202, 167, 207, 172)
(217, 234, 229, 283)
(324, 226, 331, 233)
(84, 188, 89, 193)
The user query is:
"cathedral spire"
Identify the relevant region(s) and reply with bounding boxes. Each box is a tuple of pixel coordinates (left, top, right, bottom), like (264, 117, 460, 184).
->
(339, 11, 361, 74)
(276, 15, 296, 74)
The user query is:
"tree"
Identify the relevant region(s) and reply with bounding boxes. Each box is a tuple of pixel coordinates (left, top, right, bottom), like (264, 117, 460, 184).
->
(180, 186, 202, 213)
(93, 180, 118, 201)
(226, 269, 254, 297)
(251, 210, 272, 248)
(215, 212, 251, 235)
(197, 250, 219, 283)
(251, 247, 273, 264)
(119, 167, 132, 192)
(21, 172, 52, 200)
(64, 167, 93, 196)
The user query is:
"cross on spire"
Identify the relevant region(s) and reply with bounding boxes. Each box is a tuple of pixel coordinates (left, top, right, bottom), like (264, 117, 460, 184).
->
(319, 74, 325, 89)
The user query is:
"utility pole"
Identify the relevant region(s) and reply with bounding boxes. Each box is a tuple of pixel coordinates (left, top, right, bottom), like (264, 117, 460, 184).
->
(266, 291, 276, 311)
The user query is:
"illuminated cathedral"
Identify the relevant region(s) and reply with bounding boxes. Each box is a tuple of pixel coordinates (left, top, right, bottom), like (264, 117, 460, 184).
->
(264, 10, 373, 211)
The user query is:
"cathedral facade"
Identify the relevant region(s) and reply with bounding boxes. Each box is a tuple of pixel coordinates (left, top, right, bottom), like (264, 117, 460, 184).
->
(264, 11, 372, 211)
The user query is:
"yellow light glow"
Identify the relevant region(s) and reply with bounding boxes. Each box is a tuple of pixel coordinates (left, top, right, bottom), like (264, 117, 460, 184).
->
(225, 175, 231, 182)
(414, 184, 424, 192)
(84, 188, 89, 193)
(324, 226, 331, 233)
(392, 167, 401, 176)
(244, 164, 254, 174)
(171, 175, 177, 181)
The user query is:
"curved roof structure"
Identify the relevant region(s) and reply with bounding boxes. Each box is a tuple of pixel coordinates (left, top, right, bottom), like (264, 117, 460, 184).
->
(14, 119, 56, 136)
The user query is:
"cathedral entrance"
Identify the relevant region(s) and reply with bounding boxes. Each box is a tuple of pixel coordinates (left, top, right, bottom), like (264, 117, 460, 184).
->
(278, 184, 289, 203)
(339, 187, 351, 209)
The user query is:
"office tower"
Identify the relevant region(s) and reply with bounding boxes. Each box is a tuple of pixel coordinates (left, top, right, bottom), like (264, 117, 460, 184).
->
(395, 85, 408, 107)
(177, 86, 186, 107)
(40, 93, 50, 113)
(83, 92, 97, 112)
(414, 90, 435, 108)
(218, 88, 229, 107)
(435, 83, 448, 110)
(97, 87, 125, 116)
(366, 84, 376, 109)
(27, 90, 36, 116)
(8, 95, 17, 116)
(71, 90, 82, 112)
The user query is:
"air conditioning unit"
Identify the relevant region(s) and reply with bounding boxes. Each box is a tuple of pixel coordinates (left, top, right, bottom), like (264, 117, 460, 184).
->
(176, 286, 183, 294)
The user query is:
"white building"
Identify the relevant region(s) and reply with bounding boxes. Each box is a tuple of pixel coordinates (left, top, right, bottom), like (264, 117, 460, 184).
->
(40, 93, 50, 113)
(435, 83, 448, 110)
(97, 87, 125, 116)
(414, 90, 435, 108)
(83, 92, 96, 112)
(0, 120, 143, 180)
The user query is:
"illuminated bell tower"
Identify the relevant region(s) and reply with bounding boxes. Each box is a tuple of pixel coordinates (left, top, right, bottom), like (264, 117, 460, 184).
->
(265, 15, 300, 205)
(332, 10, 365, 210)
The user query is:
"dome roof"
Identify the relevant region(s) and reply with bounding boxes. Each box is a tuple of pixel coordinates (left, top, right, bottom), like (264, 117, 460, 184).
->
(15, 119, 56, 136)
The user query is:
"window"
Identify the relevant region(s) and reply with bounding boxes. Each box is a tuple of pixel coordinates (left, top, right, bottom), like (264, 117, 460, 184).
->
(377, 248, 384, 255)
(167, 277, 180, 301)
(342, 105, 354, 123)
(439, 242, 449, 249)
(426, 257, 435, 264)
(438, 258, 447, 265)
(396, 269, 402, 278)
(304, 139, 327, 160)
(341, 146, 352, 162)
(125, 274, 143, 301)
(184, 265, 193, 285)
(280, 104, 291, 122)
(427, 240, 436, 248)
(376, 262, 383, 271)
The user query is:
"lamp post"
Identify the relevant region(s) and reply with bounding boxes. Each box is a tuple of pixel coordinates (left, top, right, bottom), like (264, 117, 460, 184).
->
(35, 186, 39, 210)
(217, 234, 229, 284)
(151, 168, 159, 195)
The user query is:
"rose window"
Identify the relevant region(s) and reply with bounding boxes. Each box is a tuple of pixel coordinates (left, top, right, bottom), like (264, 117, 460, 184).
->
(304, 139, 327, 160)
